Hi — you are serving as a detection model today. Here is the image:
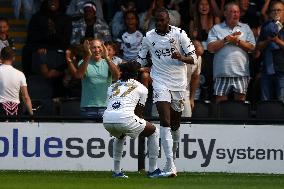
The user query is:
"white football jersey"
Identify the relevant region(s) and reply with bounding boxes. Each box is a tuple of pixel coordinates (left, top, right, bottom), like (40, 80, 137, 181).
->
(103, 79, 148, 123)
(137, 26, 197, 91)
(117, 30, 143, 61)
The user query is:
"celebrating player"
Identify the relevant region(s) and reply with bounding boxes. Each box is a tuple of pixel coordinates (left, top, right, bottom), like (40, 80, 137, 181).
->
(103, 61, 165, 178)
(136, 7, 197, 177)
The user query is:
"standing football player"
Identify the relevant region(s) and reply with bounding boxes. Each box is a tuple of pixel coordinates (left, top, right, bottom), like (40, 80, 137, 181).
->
(136, 7, 197, 177)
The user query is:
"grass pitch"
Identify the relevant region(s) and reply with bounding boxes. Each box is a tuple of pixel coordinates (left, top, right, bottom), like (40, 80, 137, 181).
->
(0, 171, 283, 189)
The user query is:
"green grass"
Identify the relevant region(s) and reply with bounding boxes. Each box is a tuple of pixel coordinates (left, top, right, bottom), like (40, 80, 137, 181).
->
(0, 171, 283, 189)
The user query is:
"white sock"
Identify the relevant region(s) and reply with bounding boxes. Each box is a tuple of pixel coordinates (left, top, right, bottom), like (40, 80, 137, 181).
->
(171, 129, 180, 160)
(160, 126, 174, 170)
(113, 137, 126, 173)
(147, 128, 159, 173)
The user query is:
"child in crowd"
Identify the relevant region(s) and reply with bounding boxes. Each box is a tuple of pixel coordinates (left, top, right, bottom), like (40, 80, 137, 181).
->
(104, 41, 123, 65)
(117, 10, 143, 61)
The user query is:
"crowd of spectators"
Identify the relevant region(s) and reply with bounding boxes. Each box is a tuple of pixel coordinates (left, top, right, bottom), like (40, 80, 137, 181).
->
(1, 0, 284, 118)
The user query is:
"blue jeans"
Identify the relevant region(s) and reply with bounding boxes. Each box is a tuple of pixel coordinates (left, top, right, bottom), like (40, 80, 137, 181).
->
(80, 107, 106, 120)
(276, 72, 284, 102)
(260, 72, 284, 101)
(13, 0, 34, 21)
(260, 73, 277, 101)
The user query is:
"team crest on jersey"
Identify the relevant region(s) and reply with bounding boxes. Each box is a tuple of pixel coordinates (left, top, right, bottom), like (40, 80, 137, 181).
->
(112, 101, 121, 109)
(125, 42, 131, 48)
(169, 38, 176, 44)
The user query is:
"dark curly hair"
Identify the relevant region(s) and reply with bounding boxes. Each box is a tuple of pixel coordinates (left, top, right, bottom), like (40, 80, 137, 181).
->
(119, 61, 140, 81)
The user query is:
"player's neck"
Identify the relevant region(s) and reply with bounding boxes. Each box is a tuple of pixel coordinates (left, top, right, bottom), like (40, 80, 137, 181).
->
(2, 60, 13, 66)
(155, 26, 171, 36)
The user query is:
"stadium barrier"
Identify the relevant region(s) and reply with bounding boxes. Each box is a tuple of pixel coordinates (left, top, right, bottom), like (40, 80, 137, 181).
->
(0, 121, 284, 174)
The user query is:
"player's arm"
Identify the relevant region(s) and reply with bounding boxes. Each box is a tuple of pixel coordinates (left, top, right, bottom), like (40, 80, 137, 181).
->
(174, 30, 197, 64)
(135, 84, 148, 118)
(137, 36, 150, 67)
(135, 104, 145, 118)
(171, 51, 196, 64)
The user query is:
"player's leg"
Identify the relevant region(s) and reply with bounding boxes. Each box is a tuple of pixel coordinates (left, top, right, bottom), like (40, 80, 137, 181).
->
(139, 69, 152, 88)
(170, 91, 186, 162)
(156, 101, 176, 176)
(170, 108, 182, 161)
(113, 135, 128, 178)
(140, 121, 160, 175)
(103, 123, 128, 178)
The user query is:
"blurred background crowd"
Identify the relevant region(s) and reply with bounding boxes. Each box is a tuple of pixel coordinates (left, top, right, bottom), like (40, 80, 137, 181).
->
(1, 0, 284, 119)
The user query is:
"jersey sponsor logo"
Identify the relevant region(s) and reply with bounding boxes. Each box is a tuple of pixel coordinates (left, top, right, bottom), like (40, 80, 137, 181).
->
(154, 48, 175, 59)
(153, 37, 178, 59)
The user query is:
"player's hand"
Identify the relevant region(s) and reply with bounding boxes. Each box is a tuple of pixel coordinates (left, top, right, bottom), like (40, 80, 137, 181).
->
(171, 51, 182, 60)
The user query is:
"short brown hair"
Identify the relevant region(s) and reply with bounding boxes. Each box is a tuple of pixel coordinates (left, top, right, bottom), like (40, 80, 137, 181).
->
(0, 46, 15, 61)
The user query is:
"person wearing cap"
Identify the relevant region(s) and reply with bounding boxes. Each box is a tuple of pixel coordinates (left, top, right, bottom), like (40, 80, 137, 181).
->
(66, 0, 104, 21)
(70, 1, 111, 45)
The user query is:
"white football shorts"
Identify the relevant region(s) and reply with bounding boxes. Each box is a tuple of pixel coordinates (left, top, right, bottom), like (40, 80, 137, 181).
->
(153, 88, 186, 112)
(103, 115, 146, 138)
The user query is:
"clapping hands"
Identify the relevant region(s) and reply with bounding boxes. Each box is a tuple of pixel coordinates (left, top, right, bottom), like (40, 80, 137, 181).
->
(101, 43, 109, 60)
(83, 40, 92, 56)
(225, 31, 242, 44)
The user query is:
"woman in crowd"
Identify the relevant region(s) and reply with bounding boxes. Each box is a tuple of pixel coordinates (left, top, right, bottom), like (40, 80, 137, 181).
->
(189, 0, 220, 100)
(65, 38, 120, 119)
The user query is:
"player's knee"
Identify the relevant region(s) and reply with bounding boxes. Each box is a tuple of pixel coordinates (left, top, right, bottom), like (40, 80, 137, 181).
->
(171, 125, 180, 131)
(160, 121, 171, 127)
